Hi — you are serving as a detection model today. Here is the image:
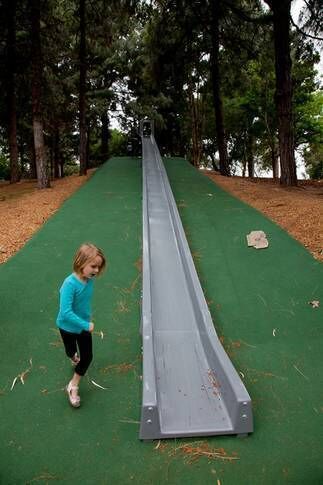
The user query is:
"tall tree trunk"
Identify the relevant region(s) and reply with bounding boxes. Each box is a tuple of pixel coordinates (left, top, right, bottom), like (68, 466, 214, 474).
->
(79, 0, 87, 175)
(270, 0, 297, 186)
(6, 0, 19, 183)
(242, 162, 247, 177)
(18, 141, 25, 176)
(86, 126, 90, 167)
(271, 144, 279, 179)
(209, 0, 230, 176)
(31, 0, 50, 188)
(264, 110, 279, 179)
(101, 111, 109, 162)
(247, 133, 254, 178)
(28, 136, 37, 179)
(53, 124, 60, 178)
(188, 80, 202, 167)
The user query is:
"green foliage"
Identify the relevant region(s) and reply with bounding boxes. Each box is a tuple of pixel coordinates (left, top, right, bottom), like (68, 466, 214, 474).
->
(292, 34, 321, 146)
(0, 0, 321, 182)
(304, 146, 323, 179)
(109, 129, 127, 157)
(62, 159, 79, 176)
(297, 88, 323, 180)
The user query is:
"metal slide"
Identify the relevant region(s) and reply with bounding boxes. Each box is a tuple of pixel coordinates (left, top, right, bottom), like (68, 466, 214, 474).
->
(140, 121, 253, 440)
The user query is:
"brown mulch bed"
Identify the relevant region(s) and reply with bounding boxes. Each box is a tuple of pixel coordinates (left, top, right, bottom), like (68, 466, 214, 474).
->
(0, 168, 322, 264)
(0, 171, 94, 264)
(204, 171, 323, 262)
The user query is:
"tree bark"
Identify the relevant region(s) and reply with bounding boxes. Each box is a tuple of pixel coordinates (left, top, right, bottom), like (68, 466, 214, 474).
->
(31, 0, 50, 188)
(188, 80, 203, 167)
(264, 109, 279, 179)
(209, 0, 230, 176)
(101, 111, 110, 162)
(271, 144, 279, 179)
(247, 133, 254, 178)
(269, 0, 297, 186)
(6, 0, 20, 183)
(79, 0, 87, 175)
(86, 126, 90, 167)
(53, 125, 60, 178)
(28, 136, 37, 179)
(242, 160, 247, 177)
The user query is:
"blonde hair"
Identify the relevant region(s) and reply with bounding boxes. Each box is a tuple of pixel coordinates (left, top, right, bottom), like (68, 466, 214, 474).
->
(73, 243, 106, 276)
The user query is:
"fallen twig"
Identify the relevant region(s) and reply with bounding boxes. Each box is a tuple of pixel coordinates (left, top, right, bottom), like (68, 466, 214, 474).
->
(10, 359, 33, 391)
(308, 300, 320, 308)
(20, 368, 30, 385)
(90, 379, 108, 390)
(40, 387, 64, 395)
(239, 339, 257, 349)
(93, 330, 104, 339)
(100, 362, 135, 374)
(245, 367, 287, 380)
(293, 365, 309, 381)
(119, 418, 140, 424)
(10, 376, 18, 391)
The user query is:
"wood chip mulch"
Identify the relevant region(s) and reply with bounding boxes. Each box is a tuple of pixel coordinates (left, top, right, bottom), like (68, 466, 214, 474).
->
(0, 168, 322, 264)
(0, 171, 94, 264)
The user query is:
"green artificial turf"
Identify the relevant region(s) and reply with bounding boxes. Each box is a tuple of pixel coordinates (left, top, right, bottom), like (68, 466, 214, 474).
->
(164, 158, 323, 485)
(0, 156, 322, 484)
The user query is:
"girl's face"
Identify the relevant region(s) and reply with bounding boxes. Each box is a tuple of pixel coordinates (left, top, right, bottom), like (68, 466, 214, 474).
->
(80, 255, 103, 281)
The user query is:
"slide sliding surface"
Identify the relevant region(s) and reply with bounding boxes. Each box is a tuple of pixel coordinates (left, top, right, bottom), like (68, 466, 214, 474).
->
(140, 133, 253, 439)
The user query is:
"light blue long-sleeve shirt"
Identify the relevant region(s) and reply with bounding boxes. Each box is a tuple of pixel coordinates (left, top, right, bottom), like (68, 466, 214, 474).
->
(56, 273, 93, 334)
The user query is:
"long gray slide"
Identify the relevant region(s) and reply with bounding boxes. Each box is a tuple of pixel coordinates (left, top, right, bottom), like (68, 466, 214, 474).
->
(139, 121, 253, 440)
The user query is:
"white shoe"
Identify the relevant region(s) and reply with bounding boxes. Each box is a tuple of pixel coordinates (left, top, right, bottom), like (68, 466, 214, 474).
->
(66, 381, 81, 408)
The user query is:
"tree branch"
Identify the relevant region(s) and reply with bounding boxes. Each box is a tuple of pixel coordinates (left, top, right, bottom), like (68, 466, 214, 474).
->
(223, 0, 272, 24)
(290, 16, 323, 41)
(303, 0, 317, 20)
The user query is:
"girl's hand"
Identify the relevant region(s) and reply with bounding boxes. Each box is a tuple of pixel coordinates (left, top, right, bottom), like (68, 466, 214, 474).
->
(89, 322, 94, 332)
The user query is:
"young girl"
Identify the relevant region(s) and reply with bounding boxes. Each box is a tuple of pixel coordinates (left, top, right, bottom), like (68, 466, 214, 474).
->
(56, 243, 106, 408)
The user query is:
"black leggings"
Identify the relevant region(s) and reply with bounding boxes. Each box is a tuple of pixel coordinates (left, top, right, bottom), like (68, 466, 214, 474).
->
(59, 328, 93, 376)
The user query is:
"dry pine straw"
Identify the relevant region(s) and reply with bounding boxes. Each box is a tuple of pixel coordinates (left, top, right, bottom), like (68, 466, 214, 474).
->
(0, 169, 322, 264)
(155, 440, 239, 464)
